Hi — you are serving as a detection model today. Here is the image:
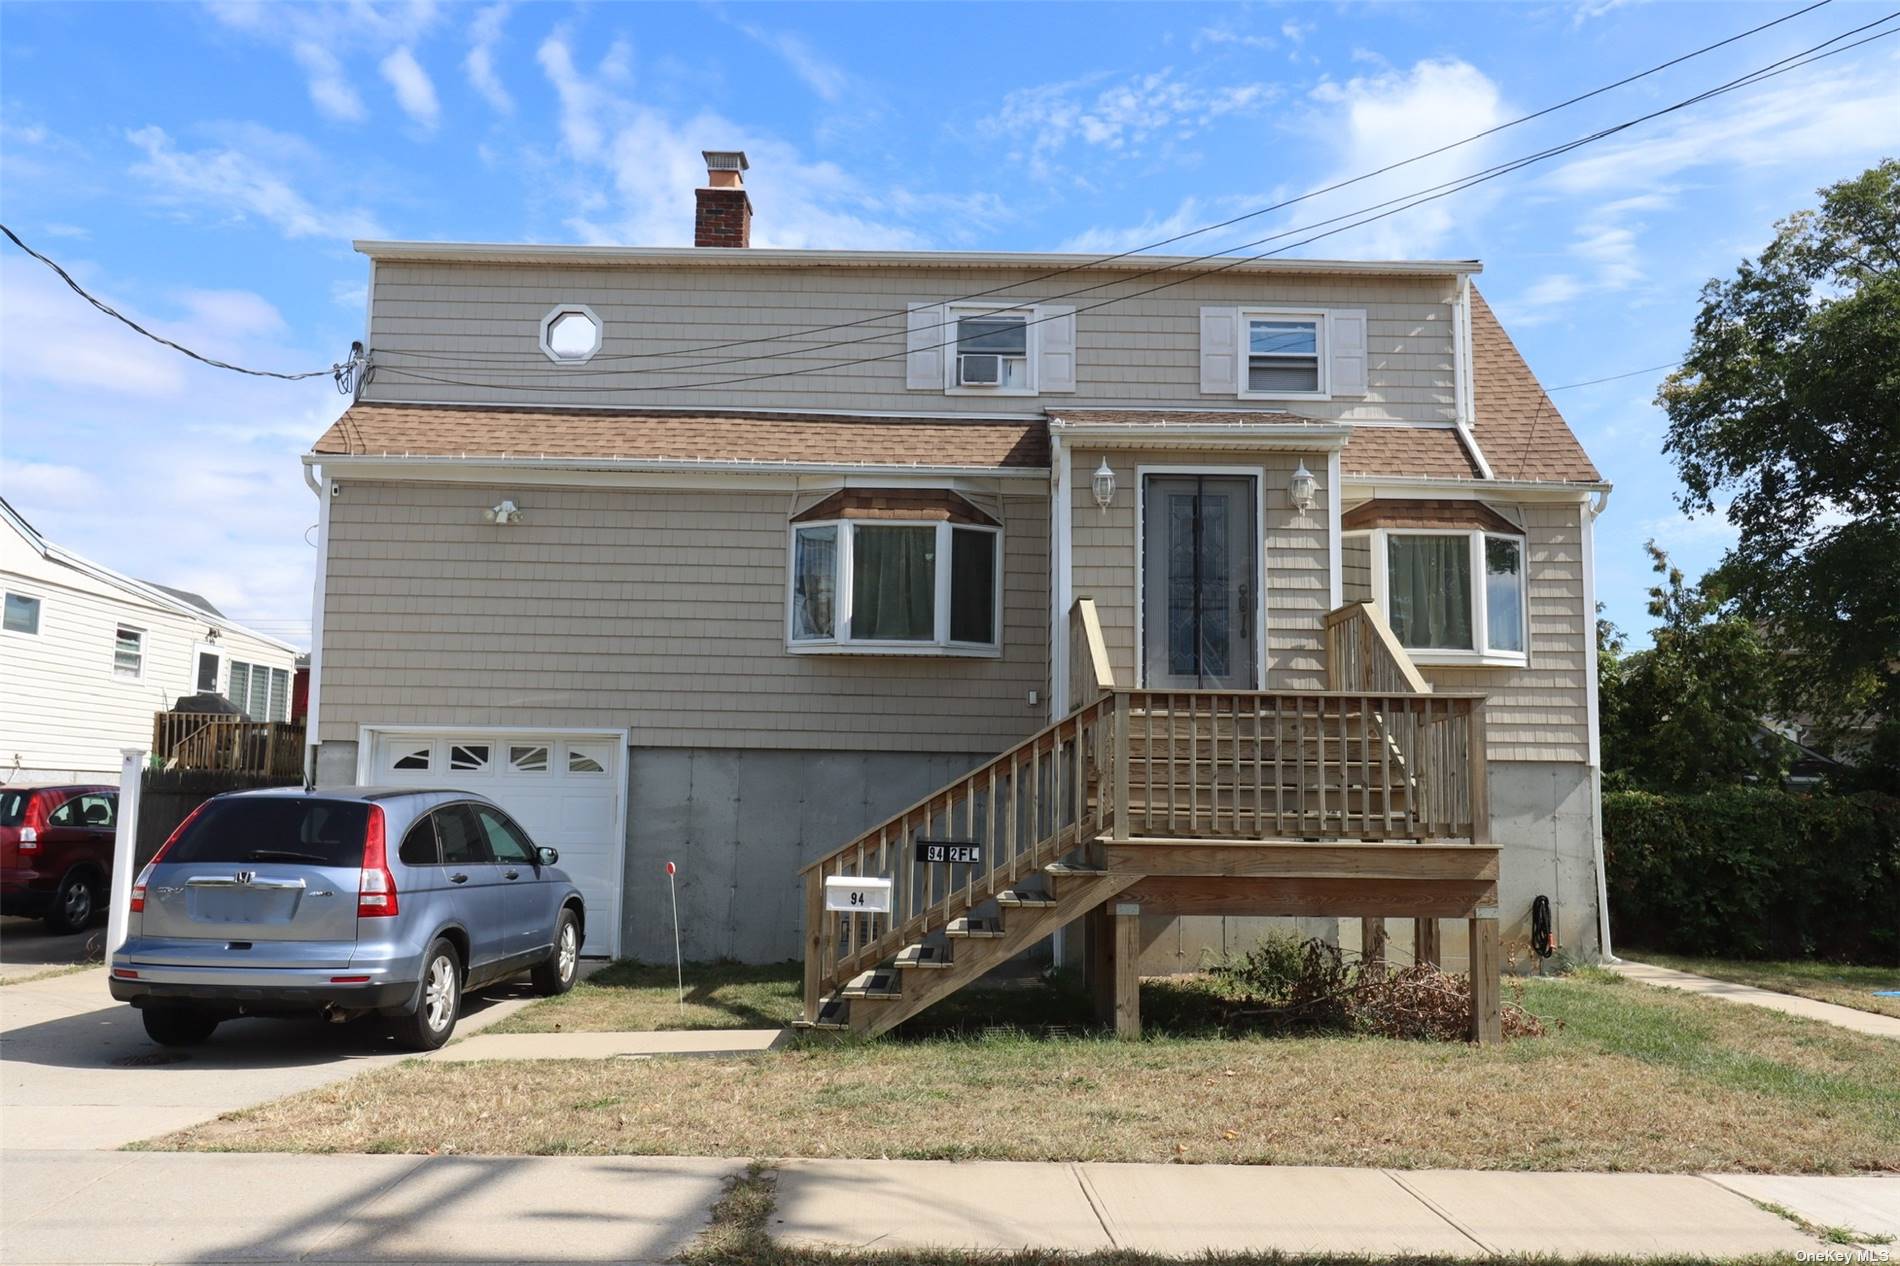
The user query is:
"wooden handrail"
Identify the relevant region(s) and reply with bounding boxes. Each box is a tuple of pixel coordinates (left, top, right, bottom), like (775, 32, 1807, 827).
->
(151, 712, 305, 779)
(1323, 602, 1432, 695)
(1068, 597, 1115, 709)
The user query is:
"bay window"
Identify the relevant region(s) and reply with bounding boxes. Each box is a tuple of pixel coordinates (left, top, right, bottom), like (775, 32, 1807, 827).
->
(1357, 527, 1528, 665)
(789, 517, 1001, 654)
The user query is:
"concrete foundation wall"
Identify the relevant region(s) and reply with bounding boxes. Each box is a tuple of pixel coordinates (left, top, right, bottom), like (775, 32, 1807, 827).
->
(622, 747, 992, 963)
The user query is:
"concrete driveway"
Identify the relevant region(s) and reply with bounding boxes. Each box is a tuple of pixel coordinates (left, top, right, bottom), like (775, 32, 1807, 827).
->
(0, 966, 535, 1151)
(0, 915, 105, 983)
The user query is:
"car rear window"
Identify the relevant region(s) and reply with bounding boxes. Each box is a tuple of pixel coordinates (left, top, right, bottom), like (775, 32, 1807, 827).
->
(0, 791, 28, 828)
(164, 798, 371, 868)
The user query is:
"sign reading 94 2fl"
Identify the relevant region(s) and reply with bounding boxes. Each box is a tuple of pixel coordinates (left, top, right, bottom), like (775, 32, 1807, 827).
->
(915, 838, 983, 865)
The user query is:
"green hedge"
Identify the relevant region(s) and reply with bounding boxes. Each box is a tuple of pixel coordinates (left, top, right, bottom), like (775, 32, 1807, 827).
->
(1605, 787, 1900, 965)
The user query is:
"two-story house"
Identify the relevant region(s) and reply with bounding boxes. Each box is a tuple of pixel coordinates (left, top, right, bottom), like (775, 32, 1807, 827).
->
(304, 151, 1608, 1037)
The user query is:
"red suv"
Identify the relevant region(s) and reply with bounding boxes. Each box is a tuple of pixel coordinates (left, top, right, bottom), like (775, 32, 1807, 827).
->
(1, 784, 118, 934)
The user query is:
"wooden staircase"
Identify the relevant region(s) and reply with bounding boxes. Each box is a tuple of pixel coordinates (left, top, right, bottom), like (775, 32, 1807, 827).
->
(798, 599, 1496, 1040)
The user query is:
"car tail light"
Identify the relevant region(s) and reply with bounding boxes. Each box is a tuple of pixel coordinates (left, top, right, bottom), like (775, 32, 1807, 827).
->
(112, 968, 138, 980)
(131, 801, 205, 914)
(18, 794, 47, 851)
(330, 975, 371, 984)
(17, 827, 37, 851)
(357, 806, 398, 918)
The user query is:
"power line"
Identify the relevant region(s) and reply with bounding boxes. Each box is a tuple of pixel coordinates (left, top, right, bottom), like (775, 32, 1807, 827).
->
(368, 16, 1900, 398)
(1546, 361, 1683, 391)
(0, 223, 356, 388)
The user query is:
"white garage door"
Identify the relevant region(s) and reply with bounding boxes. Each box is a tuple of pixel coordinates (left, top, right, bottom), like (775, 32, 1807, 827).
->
(367, 730, 624, 958)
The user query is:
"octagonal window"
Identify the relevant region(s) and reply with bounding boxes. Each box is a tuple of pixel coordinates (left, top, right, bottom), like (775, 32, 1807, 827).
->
(540, 305, 602, 363)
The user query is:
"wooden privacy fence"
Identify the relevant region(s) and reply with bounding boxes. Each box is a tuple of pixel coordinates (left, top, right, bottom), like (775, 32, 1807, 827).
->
(151, 712, 305, 779)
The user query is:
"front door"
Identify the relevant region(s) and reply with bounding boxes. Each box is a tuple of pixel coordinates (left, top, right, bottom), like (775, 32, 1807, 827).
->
(1141, 474, 1259, 689)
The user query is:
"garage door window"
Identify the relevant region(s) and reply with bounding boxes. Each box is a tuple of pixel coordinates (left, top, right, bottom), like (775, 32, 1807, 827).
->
(392, 747, 431, 772)
(449, 744, 491, 772)
(567, 747, 607, 774)
(509, 745, 549, 773)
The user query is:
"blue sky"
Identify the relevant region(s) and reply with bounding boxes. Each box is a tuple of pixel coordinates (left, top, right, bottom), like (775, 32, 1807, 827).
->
(2, 1, 1897, 651)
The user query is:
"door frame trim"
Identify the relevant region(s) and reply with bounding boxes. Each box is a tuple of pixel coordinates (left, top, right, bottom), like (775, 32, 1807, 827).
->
(1133, 464, 1269, 690)
(354, 724, 629, 959)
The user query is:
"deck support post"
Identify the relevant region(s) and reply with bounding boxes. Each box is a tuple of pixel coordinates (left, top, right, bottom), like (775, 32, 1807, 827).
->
(802, 875, 825, 1024)
(1113, 901, 1141, 1040)
(1085, 902, 1114, 1024)
(1414, 917, 1442, 970)
(1359, 917, 1387, 979)
(1468, 914, 1500, 1044)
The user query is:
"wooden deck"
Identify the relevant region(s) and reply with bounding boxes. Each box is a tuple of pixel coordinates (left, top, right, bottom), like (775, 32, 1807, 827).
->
(800, 600, 1502, 1043)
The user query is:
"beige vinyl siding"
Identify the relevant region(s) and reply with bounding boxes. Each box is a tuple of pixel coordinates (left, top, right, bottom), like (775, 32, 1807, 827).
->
(363, 263, 1456, 423)
(1068, 448, 1335, 692)
(1340, 533, 1372, 603)
(1420, 503, 1590, 763)
(0, 527, 295, 776)
(317, 479, 1048, 752)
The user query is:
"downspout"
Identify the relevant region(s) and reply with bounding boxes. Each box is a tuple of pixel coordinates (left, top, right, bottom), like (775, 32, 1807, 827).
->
(1583, 486, 1615, 961)
(303, 459, 332, 785)
(1046, 426, 1069, 968)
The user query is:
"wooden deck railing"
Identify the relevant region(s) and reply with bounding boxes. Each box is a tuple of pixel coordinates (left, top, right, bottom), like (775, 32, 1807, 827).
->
(151, 712, 305, 779)
(1067, 596, 1116, 708)
(800, 695, 1113, 1019)
(1324, 601, 1432, 694)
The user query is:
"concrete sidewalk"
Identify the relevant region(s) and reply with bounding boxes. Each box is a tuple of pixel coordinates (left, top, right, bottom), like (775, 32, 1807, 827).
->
(1613, 959, 1900, 1039)
(429, 1027, 788, 1062)
(9, 1150, 1894, 1262)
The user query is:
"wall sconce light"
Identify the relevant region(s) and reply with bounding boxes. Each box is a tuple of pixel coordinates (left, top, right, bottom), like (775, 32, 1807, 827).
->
(485, 499, 524, 525)
(1289, 461, 1318, 513)
(1092, 458, 1116, 513)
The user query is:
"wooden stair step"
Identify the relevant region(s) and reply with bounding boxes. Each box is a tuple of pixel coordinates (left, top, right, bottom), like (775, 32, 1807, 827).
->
(841, 969, 903, 999)
(947, 915, 1004, 938)
(794, 995, 851, 1030)
(996, 888, 1058, 908)
(895, 943, 952, 969)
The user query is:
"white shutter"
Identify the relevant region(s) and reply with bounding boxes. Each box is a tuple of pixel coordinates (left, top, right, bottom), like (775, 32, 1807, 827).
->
(1200, 306, 1238, 395)
(1037, 305, 1076, 393)
(906, 303, 946, 390)
(1329, 309, 1368, 397)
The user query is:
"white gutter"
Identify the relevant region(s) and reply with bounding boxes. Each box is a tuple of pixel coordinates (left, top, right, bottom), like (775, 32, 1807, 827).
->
(303, 453, 1050, 480)
(1049, 430, 1069, 721)
(354, 240, 1484, 279)
(1050, 422, 1353, 449)
(1343, 473, 1610, 498)
(1582, 486, 1615, 962)
(304, 465, 332, 785)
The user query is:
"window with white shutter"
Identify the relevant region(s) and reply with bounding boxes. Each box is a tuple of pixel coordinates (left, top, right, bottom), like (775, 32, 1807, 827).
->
(905, 303, 946, 389)
(1038, 305, 1076, 392)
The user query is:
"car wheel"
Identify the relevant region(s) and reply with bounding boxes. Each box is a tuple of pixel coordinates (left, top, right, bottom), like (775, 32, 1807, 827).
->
(531, 910, 580, 997)
(44, 870, 98, 935)
(391, 939, 461, 1051)
(142, 1007, 220, 1046)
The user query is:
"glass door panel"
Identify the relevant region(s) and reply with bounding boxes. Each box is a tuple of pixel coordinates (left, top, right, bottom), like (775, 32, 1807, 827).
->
(1141, 474, 1259, 689)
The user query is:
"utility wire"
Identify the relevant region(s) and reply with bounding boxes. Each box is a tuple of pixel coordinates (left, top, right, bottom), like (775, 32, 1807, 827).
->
(374, 0, 1836, 371)
(1546, 361, 1683, 391)
(0, 224, 352, 386)
(369, 16, 1899, 398)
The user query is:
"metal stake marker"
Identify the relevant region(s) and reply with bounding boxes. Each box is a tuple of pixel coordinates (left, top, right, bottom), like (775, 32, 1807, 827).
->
(665, 861, 683, 1009)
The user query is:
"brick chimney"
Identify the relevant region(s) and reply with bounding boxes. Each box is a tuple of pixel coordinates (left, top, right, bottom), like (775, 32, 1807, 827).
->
(694, 150, 751, 248)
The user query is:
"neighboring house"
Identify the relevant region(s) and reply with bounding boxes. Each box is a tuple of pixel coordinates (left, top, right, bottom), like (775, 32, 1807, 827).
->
(0, 497, 299, 781)
(303, 151, 1609, 1001)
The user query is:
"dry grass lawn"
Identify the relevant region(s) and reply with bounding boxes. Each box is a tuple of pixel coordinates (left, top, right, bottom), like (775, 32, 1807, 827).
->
(154, 969, 1900, 1173)
(1627, 951, 1900, 1020)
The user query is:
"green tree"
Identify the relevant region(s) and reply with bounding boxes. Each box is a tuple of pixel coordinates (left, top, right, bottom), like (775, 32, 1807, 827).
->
(1659, 159, 1900, 785)
(1601, 543, 1781, 790)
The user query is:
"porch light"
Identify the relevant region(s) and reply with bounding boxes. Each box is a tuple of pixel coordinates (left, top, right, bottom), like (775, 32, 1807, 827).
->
(1290, 461, 1318, 512)
(1092, 459, 1116, 513)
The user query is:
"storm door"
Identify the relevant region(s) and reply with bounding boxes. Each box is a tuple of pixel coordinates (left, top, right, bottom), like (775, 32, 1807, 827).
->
(1140, 474, 1259, 689)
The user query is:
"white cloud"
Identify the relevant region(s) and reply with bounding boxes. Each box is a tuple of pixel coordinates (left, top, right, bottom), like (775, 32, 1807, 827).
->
(1281, 19, 1315, 45)
(1546, 52, 1900, 196)
(3, 461, 100, 503)
(41, 223, 90, 239)
(979, 67, 1278, 181)
(331, 279, 368, 308)
(293, 41, 366, 122)
(1194, 26, 1275, 52)
(126, 125, 386, 241)
(533, 31, 942, 250)
(380, 47, 441, 131)
(465, 3, 513, 114)
(1299, 59, 1511, 258)
(0, 257, 189, 398)
(734, 21, 850, 103)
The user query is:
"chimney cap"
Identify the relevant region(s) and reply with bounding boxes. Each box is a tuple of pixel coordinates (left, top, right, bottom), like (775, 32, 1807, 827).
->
(703, 150, 749, 173)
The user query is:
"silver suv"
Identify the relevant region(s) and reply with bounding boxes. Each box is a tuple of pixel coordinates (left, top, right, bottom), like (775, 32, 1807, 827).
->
(109, 787, 586, 1050)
